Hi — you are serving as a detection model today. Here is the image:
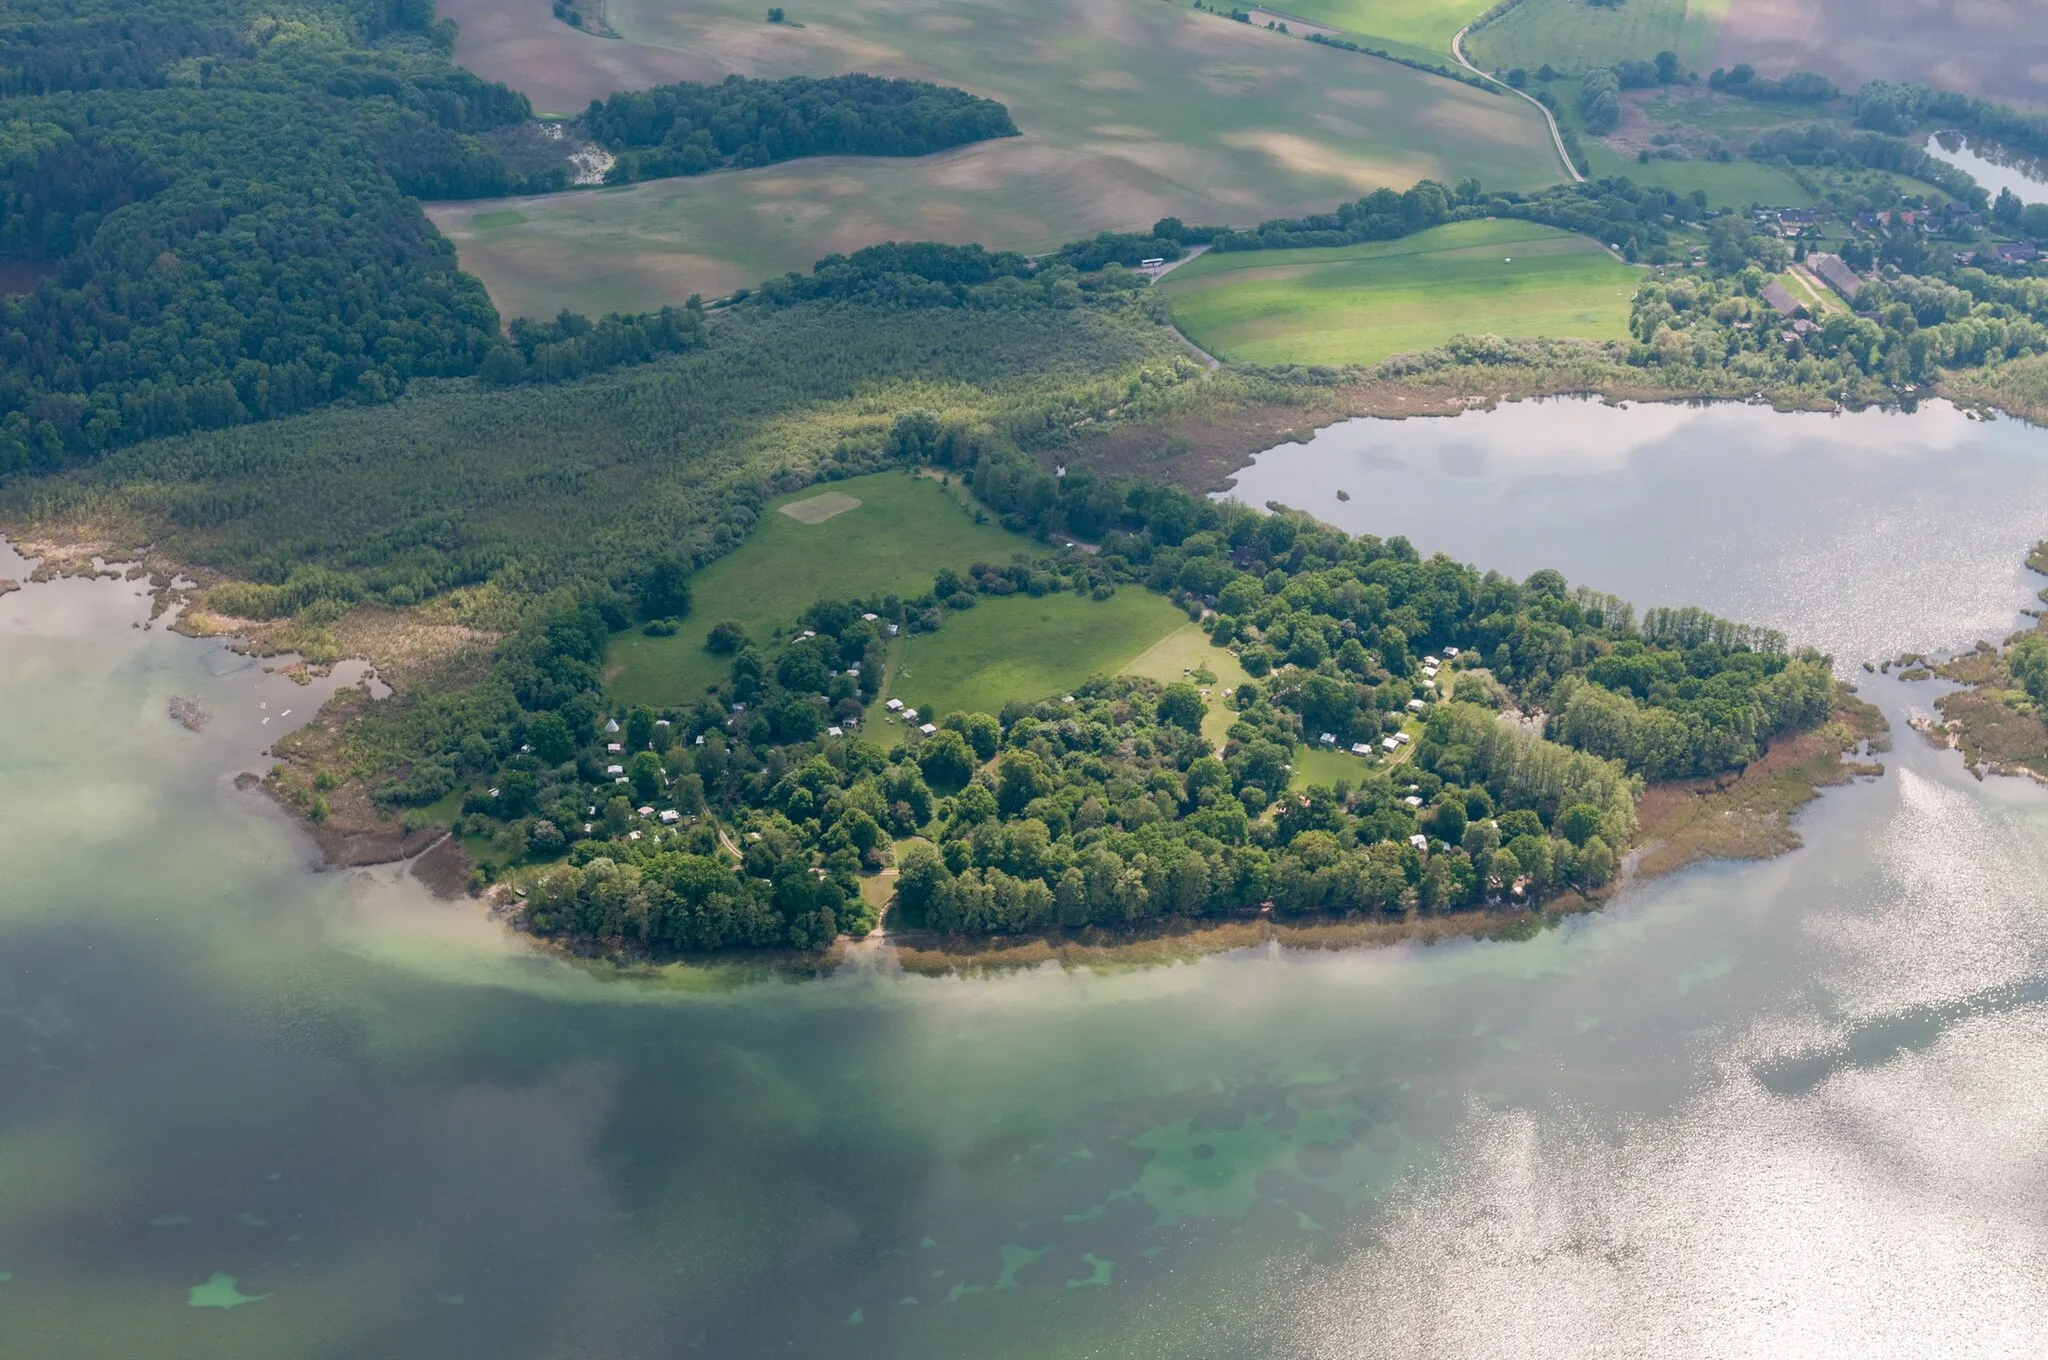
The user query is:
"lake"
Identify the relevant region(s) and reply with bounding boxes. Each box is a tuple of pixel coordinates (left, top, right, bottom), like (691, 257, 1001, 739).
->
(1925, 131, 2048, 207)
(6, 398, 2048, 1356)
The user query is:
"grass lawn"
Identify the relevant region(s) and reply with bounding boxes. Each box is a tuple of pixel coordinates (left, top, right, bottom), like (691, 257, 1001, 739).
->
(1288, 744, 1377, 790)
(1581, 143, 1814, 209)
(1245, 0, 1489, 65)
(605, 470, 1041, 709)
(883, 589, 1189, 722)
(1122, 622, 1254, 750)
(428, 0, 1560, 320)
(1161, 218, 1640, 365)
(1465, 0, 1728, 76)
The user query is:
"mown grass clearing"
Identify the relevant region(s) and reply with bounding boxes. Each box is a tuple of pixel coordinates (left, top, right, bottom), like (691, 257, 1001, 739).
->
(606, 470, 1044, 709)
(1122, 622, 1253, 750)
(1161, 218, 1639, 365)
(429, 0, 1558, 318)
(884, 589, 1188, 723)
(1581, 142, 1813, 208)
(1465, 0, 1727, 76)
(1262, 0, 1487, 64)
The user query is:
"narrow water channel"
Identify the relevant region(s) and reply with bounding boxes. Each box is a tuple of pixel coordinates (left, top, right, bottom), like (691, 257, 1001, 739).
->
(3, 399, 2047, 1356)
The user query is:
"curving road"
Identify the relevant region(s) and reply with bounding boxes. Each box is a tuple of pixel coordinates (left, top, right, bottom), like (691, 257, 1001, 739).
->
(1451, 22, 1585, 184)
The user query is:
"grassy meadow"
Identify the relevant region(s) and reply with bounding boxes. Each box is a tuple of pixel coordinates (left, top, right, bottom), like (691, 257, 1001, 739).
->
(606, 471, 1045, 709)
(885, 589, 1190, 723)
(1160, 218, 1639, 365)
(1243, 0, 1489, 65)
(428, 0, 1561, 320)
(1464, 0, 1728, 75)
(1122, 622, 1253, 750)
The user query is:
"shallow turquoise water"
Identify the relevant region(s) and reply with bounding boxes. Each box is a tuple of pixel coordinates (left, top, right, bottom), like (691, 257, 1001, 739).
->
(6, 400, 2048, 1355)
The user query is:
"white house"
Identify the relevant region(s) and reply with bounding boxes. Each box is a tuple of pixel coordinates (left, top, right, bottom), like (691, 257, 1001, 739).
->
(1382, 736, 1400, 752)
(605, 764, 624, 775)
(1403, 795, 1423, 808)
(862, 612, 879, 621)
(885, 698, 904, 711)
(1409, 834, 1428, 850)
(606, 742, 622, 753)
(1351, 743, 1371, 755)
(637, 805, 654, 816)
(1407, 698, 1428, 712)
(659, 809, 681, 824)
(919, 722, 938, 735)
(827, 726, 843, 737)
(1318, 732, 1337, 745)
(1443, 646, 1461, 658)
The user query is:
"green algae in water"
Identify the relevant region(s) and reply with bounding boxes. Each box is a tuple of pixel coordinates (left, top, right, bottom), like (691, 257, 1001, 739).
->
(148, 1214, 190, 1228)
(994, 1244, 1047, 1290)
(846, 1307, 863, 1325)
(233, 1211, 268, 1227)
(188, 1273, 268, 1309)
(1064, 1253, 1113, 1288)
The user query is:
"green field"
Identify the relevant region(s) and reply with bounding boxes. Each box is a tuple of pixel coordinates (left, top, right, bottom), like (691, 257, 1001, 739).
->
(1122, 622, 1253, 749)
(1246, 0, 1488, 65)
(1582, 143, 1814, 207)
(1161, 218, 1639, 365)
(429, 0, 1561, 319)
(605, 471, 1046, 708)
(884, 589, 1190, 722)
(1465, 0, 1727, 75)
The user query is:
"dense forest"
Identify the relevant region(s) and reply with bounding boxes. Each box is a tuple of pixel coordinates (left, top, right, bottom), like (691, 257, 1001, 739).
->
(442, 465, 1835, 951)
(583, 74, 1016, 183)
(0, 0, 1016, 475)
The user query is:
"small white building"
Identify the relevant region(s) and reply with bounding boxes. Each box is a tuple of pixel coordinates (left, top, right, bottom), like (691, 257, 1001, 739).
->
(1382, 736, 1400, 752)
(1351, 743, 1371, 755)
(695, 734, 705, 745)
(1403, 795, 1423, 808)
(1393, 732, 1411, 746)
(827, 726, 843, 737)
(885, 699, 904, 711)
(606, 742, 622, 753)
(1319, 732, 1337, 745)
(901, 709, 918, 721)
(637, 805, 654, 816)
(627, 830, 642, 841)
(1444, 646, 1461, 658)
(862, 612, 878, 621)
(659, 809, 681, 824)
(604, 718, 620, 734)
(1407, 698, 1428, 712)
(1409, 834, 1428, 850)
(919, 722, 938, 735)
(606, 763, 624, 775)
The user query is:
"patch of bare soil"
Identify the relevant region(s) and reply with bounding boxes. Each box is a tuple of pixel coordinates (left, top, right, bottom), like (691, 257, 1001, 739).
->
(1717, 0, 2048, 112)
(1631, 699, 1887, 880)
(409, 835, 478, 899)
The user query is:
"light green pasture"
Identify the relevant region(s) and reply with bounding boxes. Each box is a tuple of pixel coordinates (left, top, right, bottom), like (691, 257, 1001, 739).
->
(1161, 218, 1639, 365)
(1464, 0, 1728, 76)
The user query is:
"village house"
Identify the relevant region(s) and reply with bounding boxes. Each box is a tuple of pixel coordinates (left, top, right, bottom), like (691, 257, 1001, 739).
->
(1808, 253, 1862, 303)
(1760, 281, 1801, 317)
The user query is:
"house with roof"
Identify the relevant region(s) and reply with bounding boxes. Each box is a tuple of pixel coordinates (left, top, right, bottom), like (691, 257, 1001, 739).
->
(1760, 281, 1801, 317)
(1996, 242, 2040, 264)
(1808, 253, 1862, 303)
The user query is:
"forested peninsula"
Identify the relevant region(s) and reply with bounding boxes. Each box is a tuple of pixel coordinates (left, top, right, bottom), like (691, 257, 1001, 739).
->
(26, 0, 2048, 960)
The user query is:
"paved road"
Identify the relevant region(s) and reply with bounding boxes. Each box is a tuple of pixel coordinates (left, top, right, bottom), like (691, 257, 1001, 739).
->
(1451, 23, 1585, 185)
(1145, 245, 1224, 368)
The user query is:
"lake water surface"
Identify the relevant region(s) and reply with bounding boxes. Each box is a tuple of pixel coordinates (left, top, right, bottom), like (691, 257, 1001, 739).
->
(1925, 131, 2048, 207)
(7, 399, 2048, 1356)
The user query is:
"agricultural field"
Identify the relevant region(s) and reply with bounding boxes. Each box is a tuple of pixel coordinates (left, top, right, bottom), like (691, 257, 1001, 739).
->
(1465, 0, 1728, 76)
(428, 0, 1561, 319)
(606, 471, 1044, 709)
(1715, 0, 2048, 112)
(1160, 218, 1640, 365)
(884, 589, 1191, 723)
(1239, 0, 1489, 66)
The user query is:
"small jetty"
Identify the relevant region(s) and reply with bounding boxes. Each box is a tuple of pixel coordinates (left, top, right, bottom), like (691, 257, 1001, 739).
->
(167, 695, 211, 731)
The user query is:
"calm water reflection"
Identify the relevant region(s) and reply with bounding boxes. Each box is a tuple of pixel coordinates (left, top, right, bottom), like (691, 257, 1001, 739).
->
(4, 399, 2048, 1356)
(1926, 131, 2048, 206)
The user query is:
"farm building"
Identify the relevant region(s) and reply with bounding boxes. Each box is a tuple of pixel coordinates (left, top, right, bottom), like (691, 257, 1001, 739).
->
(1808, 254, 1862, 302)
(1761, 282, 1801, 317)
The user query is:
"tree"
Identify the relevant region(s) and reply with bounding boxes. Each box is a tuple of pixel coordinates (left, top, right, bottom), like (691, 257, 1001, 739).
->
(639, 556, 693, 621)
(955, 712, 1002, 760)
(629, 751, 664, 802)
(525, 711, 576, 764)
(996, 751, 1054, 816)
(918, 730, 976, 790)
(1655, 50, 1680, 84)
(765, 5, 785, 20)
(1158, 682, 1207, 733)
(627, 706, 656, 751)
(706, 621, 749, 654)
(1557, 802, 1605, 847)
(2009, 633, 2048, 706)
